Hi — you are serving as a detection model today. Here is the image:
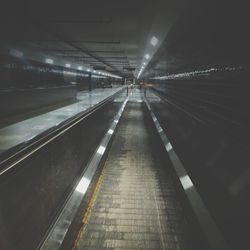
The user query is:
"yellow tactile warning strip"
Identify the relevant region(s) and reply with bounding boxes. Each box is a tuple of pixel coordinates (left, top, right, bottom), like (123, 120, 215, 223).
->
(72, 161, 108, 250)
(74, 102, 192, 250)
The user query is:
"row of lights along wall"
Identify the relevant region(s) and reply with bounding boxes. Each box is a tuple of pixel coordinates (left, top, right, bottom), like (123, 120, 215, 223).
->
(10, 49, 122, 79)
(137, 36, 159, 79)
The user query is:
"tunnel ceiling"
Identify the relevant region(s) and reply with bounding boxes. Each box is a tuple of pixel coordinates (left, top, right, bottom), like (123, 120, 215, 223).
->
(3, 0, 249, 80)
(144, 0, 250, 79)
(0, 0, 185, 79)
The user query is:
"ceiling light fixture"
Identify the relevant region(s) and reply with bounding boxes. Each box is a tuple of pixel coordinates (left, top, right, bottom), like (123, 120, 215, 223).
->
(65, 63, 71, 68)
(78, 66, 82, 70)
(151, 36, 159, 46)
(45, 58, 54, 64)
(10, 49, 23, 58)
(145, 54, 150, 60)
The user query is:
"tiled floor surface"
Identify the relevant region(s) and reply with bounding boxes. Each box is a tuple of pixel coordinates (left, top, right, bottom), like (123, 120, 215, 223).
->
(75, 101, 191, 250)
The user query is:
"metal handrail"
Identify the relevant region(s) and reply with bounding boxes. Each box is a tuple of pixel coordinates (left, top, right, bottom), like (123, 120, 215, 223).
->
(0, 88, 125, 177)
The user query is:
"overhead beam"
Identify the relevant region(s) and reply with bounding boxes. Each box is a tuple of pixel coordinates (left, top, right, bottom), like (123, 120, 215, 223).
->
(44, 17, 112, 24)
(59, 55, 128, 59)
(32, 21, 123, 75)
(42, 49, 125, 53)
(75, 60, 130, 64)
(14, 39, 121, 44)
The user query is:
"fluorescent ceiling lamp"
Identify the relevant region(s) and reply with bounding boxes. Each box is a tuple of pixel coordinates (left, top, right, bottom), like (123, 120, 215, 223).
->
(10, 49, 23, 58)
(78, 66, 82, 70)
(45, 58, 53, 64)
(145, 54, 150, 60)
(65, 63, 71, 68)
(151, 36, 159, 46)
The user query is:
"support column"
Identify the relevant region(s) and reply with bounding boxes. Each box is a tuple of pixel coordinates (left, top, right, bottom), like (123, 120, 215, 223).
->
(88, 73, 92, 91)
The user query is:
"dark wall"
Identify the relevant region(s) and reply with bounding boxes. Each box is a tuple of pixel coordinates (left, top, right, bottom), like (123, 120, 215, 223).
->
(147, 0, 250, 75)
(0, 86, 77, 120)
(147, 1, 250, 249)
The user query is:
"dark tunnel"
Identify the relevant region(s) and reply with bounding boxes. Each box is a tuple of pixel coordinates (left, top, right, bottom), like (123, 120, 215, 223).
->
(0, 0, 250, 249)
